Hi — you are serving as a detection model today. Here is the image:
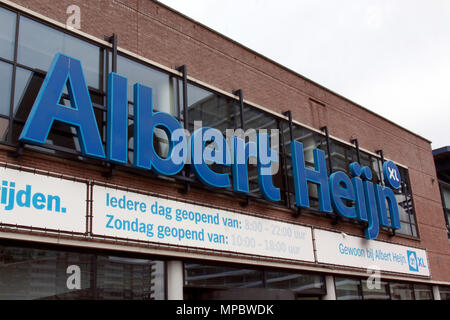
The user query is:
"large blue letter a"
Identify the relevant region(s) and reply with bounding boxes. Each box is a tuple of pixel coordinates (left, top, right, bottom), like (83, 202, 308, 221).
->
(19, 53, 105, 159)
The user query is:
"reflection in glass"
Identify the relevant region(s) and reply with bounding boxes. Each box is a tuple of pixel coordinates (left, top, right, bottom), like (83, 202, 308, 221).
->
(0, 61, 12, 116)
(118, 55, 177, 115)
(439, 286, 450, 300)
(184, 264, 263, 288)
(335, 277, 362, 300)
(361, 280, 390, 300)
(265, 271, 324, 295)
(18, 16, 100, 88)
(0, 7, 16, 60)
(0, 245, 165, 300)
(13, 67, 44, 120)
(0, 118, 9, 142)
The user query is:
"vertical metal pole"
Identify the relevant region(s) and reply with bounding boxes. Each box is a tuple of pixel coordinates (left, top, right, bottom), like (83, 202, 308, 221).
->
(320, 126, 339, 224)
(323, 275, 336, 300)
(351, 138, 361, 164)
(102, 34, 118, 177)
(177, 65, 190, 194)
(283, 111, 302, 216)
(233, 89, 250, 207)
(283, 111, 294, 142)
(320, 126, 333, 174)
(278, 119, 290, 209)
(111, 34, 118, 73)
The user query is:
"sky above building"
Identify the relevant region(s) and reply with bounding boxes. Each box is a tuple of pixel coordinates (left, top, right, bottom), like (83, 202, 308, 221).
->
(158, 0, 450, 150)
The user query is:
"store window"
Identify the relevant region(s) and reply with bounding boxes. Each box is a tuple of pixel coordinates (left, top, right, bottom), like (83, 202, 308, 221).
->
(0, 7, 16, 60)
(361, 280, 390, 300)
(184, 263, 325, 300)
(439, 286, 450, 300)
(413, 284, 433, 300)
(0, 244, 165, 300)
(389, 282, 414, 300)
(335, 277, 363, 300)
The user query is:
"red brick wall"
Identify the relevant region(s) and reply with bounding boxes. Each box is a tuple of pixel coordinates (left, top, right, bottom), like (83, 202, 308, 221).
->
(4, 0, 449, 282)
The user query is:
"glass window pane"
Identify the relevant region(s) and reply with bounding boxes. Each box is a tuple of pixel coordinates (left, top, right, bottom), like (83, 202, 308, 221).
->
(390, 282, 414, 300)
(335, 277, 362, 300)
(18, 16, 100, 88)
(188, 84, 236, 132)
(439, 286, 450, 300)
(13, 67, 44, 120)
(184, 263, 263, 288)
(0, 7, 16, 60)
(0, 244, 165, 300)
(118, 55, 177, 115)
(0, 61, 12, 116)
(442, 187, 450, 209)
(362, 280, 390, 300)
(414, 284, 433, 300)
(265, 271, 324, 295)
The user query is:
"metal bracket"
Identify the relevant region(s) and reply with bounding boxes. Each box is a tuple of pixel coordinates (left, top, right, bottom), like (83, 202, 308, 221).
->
(8, 142, 24, 158)
(104, 34, 118, 73)
(101, 163, 115, 178)
(320, 126, 333, 174)
(239, 197, 250, 208)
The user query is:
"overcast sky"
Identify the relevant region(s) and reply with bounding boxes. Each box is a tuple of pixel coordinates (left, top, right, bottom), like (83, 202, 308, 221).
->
(158, 0, 450, 150)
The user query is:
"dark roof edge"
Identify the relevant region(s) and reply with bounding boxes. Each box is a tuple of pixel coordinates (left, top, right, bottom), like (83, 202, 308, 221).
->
(433, 146, 450, 156)
(154, 0, 432, 144)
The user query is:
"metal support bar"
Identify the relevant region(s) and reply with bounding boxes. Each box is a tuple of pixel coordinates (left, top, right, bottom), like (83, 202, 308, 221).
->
(320, 126, 333, 174)
(101, 34, 118, 179)
(351, 138, 361, 164)
(233, 89, 245, 130)
(376, 149, 396, 237)
(233, 89, 250, 207)
(321, 126, 339, 225)
(104, 34, 118, 73)
(282, 110, 294, 142)
(176, 65, 190, 194)
(101, 163, 115, 178)
(376, 149, 385, 163)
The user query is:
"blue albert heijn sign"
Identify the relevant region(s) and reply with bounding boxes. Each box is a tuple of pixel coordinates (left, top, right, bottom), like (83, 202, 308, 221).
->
(18, 53, 403, 240)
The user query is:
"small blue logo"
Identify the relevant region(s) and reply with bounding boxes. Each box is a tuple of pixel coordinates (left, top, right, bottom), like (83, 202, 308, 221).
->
(407, 250, 419, 272)
(383, 160, 401, 190)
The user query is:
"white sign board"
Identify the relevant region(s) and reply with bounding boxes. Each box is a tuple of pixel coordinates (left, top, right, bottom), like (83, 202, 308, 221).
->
(0, 166, 87, 233)
(314, 229, 430, 276)
(92, 185, 315, 262)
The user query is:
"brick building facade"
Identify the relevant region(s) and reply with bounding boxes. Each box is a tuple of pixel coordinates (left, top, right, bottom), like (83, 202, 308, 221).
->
(0, 0, 448, 300)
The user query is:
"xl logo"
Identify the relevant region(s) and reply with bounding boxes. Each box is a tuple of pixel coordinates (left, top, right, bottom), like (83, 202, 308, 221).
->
(383, 161, 401, 190)
(407, 250, 427, 272)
